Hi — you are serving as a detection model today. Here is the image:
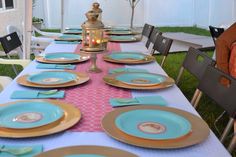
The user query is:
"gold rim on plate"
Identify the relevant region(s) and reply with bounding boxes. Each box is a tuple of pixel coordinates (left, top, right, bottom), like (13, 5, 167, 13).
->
(102, 105, 210, 149)
(103, 53, 155, 64)
(103, 72, 175, 90)
(17, 70, 90, 88)
(35, 145, 138, 157)
(35, 53, 90, 64)
(55, 38, 82, 42)
(0, 100, 81, 138)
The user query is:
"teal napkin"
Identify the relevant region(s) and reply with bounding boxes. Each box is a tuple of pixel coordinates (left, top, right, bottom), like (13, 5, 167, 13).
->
(109, 68, 148, 74)
(0, 145, 43, 157)
(54, 41, 80, 44)
(110, 95, 167, 107)
(11, 90, 65, 99)
(36, 63, 76, 70)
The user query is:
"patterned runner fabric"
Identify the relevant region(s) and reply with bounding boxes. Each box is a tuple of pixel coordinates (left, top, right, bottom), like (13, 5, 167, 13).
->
(229, 43, 236, 78)
(64, 43, 132, 132)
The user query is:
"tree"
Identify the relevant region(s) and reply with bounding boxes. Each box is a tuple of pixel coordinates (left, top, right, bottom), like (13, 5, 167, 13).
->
(128, 0, 141, 28)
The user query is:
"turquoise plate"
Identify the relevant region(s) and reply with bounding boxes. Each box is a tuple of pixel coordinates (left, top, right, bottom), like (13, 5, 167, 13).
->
(106, 27, 130, 31)
(65, 155, 105, 157)
(0, 101, 63, 129)
(115, 109, 191, 140)
(109, 35, 136, 41)
(58, 35, 82, 40)
(44, 53, 81, 61)
(64, 30, 82, 34)
(116, 73, 166, 86)
(65, 28, 82, 31)
(27, 71, 77, 85)
(107, 31, 132, 34)
(109, 53, 145, 61)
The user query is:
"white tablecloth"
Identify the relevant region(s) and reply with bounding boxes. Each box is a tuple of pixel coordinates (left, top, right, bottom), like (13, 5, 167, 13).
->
(0, 43, 231, 157)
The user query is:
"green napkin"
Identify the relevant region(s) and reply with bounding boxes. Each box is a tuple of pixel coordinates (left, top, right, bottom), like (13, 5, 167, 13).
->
(36, 63, 76, 70)
(110, 95, 167, 107)
(109, 68, 148, 74)
(11, 90, 65, 99)
(54, 41, 80, 44)
(0, 145, 43, 157)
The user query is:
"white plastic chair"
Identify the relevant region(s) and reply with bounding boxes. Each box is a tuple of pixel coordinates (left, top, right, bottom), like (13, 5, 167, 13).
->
(0, 58, 31, 68)
(0, 58, 31, 92)
(0, 76, 13, 92)
(32, 26, 62, 37)
(6, 25, 55, 56)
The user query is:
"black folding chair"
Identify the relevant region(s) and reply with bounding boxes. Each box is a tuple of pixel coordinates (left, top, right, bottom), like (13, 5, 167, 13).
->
(141, 23, 154, 44)
(151, 34, 173, 67)
(146, 28, 162, 52)
(0, 32, 23, 75)
(176, 47, 216, 106)
(209, 25, 224, 45)
(197, 65, 236, 152)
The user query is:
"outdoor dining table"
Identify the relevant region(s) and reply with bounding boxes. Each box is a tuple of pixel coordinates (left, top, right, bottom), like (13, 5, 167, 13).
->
(0, 41, 231, 157)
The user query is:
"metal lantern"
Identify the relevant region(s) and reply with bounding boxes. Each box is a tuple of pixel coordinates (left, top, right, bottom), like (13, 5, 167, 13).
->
(81, 11, 105, 52)
(81, 11, 105, 73)
(92, 2, 102, 21)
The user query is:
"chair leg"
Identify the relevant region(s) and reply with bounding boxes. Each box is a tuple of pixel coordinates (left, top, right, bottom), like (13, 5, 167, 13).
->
(7, 54, 18, 75)
(191, 89, 201, 105)
(150, 49, 155, 56)
(176, 67, 184, 85)
(160, 56, 167, 67)
(193, 90, 202, 108)
(228, 135, 236, 153)
(220, 118, 234, 143)
(227, 120, 236, 153)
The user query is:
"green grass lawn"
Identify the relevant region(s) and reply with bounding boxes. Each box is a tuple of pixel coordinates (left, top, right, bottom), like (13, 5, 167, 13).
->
(0, 26, 233, 155)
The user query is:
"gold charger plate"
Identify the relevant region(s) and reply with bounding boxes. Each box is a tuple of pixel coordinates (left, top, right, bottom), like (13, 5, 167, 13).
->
(102, 105, 210, 149)
(55, 38, 82, 42)
(106, 31, 137, 35)
(103, 72, 175, 90)
(17, 70, 90, 88)
(35, 145, 138, 157)
(0, 100, 81, 138)
(103, 53, 155, 65)
(35, 53, 90, 64)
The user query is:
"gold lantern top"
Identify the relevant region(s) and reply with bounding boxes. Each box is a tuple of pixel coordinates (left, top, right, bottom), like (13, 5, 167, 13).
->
(81, 11, 105, 52)
(81, 11, 104, 29)
(92, 2, 102, 21)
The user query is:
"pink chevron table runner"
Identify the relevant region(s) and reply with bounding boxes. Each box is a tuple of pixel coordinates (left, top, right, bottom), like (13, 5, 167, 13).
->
(64, 43, 132, 132)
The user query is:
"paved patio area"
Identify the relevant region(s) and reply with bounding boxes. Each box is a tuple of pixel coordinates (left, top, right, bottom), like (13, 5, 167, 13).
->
(163, 32, 214, 52)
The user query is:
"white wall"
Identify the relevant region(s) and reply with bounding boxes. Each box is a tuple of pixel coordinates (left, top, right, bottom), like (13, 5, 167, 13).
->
(145, 0, 195, 27)
(194, 0, 210, 28)
(0, 0, 24, 36)
(32, 0, 236, 29)
(194, 0, 236, 28)
(210, 0, 235, 27)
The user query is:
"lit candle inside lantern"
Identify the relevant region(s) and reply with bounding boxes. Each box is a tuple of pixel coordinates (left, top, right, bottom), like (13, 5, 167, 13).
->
(96, 39, 101, 44)
(92, 39, 96, 46)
